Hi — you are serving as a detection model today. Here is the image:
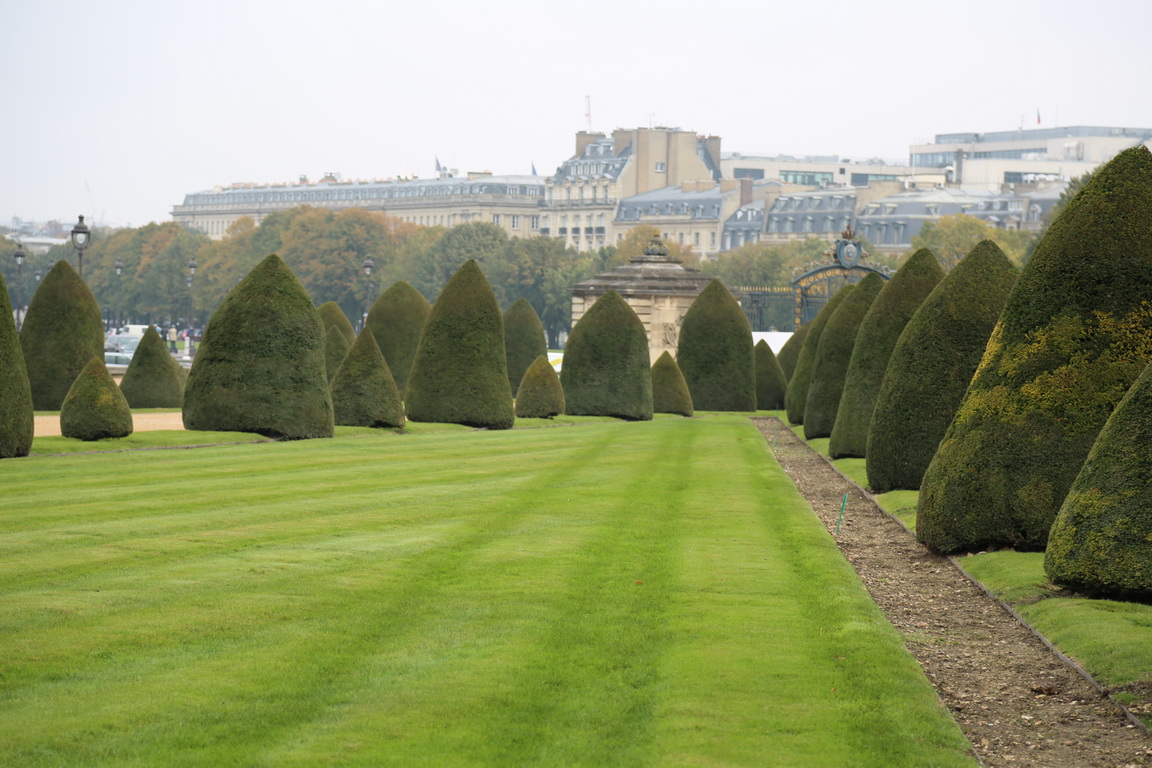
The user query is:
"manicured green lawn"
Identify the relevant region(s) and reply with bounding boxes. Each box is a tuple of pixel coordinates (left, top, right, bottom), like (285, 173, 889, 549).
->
(0, 414, 973, 766)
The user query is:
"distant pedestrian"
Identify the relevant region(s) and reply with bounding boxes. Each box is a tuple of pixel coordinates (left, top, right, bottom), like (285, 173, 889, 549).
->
(168, 326, 178, 352)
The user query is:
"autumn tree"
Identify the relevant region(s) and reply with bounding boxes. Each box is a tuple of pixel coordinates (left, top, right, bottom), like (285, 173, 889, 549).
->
(911, 214, 1035, 269)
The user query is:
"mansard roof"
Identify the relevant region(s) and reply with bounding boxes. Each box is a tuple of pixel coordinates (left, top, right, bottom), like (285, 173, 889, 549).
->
(179, 174, 545, 207)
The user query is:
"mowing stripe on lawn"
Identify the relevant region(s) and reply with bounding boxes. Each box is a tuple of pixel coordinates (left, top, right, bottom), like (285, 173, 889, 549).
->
(0, 416, 972, 767)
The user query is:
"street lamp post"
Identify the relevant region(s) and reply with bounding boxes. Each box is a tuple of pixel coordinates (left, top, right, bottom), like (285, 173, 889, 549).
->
(12, 242, 25, 331)
(70, 215, 91, 279)
(114, 259, 123, 330)
(187, 256, 197, 357)
(361, 256, 375, 331)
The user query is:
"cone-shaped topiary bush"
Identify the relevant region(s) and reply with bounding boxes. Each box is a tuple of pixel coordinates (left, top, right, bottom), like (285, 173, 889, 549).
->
(804, 274, 884, 439)
(918, 146, 1152, 554)
(651, 351, 694, 417)
(20, 260, 104, 410)
(60, 356, 134, 441)
(561, 290, 653, 421)
(366, 281, 431, 396)
(330, 328, 405, 428)
(0, 272, 33, 458)
(324, 324, 352, 382)
(183, 254, 334, 439)
(1045, 361, 1152, 599)
(829, 250, 944, 458)
(785, 285, 853, 425)
(777, 323, 809, 382)
(514, 354, 565, 419)
(119, 325, 186, 408)
(317, 301, 356, 347)
(405, 260, 514, 429)
(755, 340, 788, 411)
(677, 279, 756, 411)
(504, 298, 548, 395)
(867, 242, 1018, 492)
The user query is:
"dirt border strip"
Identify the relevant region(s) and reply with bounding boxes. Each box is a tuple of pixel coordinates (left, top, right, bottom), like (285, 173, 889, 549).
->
(806, 434, 1151, 736)
(754, 417, 1150, 768)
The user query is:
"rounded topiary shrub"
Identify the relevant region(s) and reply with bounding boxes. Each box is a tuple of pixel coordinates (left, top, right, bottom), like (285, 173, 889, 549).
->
(515, 354, 565, 419)
(829, 249, 944, 458)
(918, 146, 1152, 554)
(785, 285, 853, 426)
(676, 279, 755, 411)
(324, 324, 352, 382)
(60, 356, 134, 441)
(1045, 360, 1152, 599)
(754, 340, 788, 411)
(317, 301, 356, 347)
(504, 298, 548, 395)
(183, 254, 334, 440)
(867, 242, 1018, 492)
(366, 281, 432, 397)
(561, 290, 653, 421)
(651, 351, 693, 417)
(330, 328, 405, 429)
(776, 323, 809, 382)
(119, 325, 186, 408)
(0, 272, 33, 458)
(405, 260, 514, 429)
(804, 274, 885, 439)
(20, 260, 104, 410)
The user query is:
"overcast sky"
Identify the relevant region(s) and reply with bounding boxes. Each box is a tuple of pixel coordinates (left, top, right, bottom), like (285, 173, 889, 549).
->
(4, 0, 1150, 230)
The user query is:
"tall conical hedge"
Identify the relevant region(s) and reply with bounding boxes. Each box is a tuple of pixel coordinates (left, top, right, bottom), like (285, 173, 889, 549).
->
(785, 285, 853, 425)
(1045, 361, 1152, 599)
(317, 301, 356, 346)
(19, 260, 104, 410)
(829, 250, 944, 458)
(676, 279, 756, 411)
(119, 325, 186, 408)
(804, 274, 884, 439)
(324, 324, 352, 382)
(60, 357, 134, 441)
(777, 323, 809, 382)
(405, 260, 514, 429)
(652, 351, 694, 417)
(0, 272, 33, 458)
(754, 340, 788, 411)
(183, 254, 334, 439)
(918, 146, 1152, 554)
(365, 281, 431, 396)
(561, 290, 653, 421)
(514, 354, 565, 419)
(330, 328, 405, 429)
(504, 298, 548, 395)
(867, 242, 1018, 492)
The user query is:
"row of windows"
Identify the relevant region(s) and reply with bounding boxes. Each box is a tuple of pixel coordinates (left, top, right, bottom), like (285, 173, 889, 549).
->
(489, 214, 540, 231)
(771, 196, 851, 212)
(767, 216, 852, 235)
(192, 184, 543, 207)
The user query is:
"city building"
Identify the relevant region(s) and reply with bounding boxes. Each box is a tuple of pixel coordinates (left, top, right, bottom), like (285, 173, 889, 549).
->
(171, 172, 546, 240)
(720, 152, 939, 187)
(910, 125, 1152, 190)
(540, 127, 722, 252)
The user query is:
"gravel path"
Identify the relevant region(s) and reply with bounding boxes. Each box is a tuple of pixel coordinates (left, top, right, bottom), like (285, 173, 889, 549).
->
(754, 417, 1151, 768)
(34, 411, 185, 437)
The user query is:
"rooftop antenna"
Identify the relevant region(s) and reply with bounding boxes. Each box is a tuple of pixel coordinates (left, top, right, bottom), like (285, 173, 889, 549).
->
(585, 95, 592, 132)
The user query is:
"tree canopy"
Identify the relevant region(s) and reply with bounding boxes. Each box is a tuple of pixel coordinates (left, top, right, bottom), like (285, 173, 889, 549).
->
(910, 214, 1035, 269)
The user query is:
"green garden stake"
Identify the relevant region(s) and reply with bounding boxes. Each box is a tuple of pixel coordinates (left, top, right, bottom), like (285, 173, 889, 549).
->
(835, 493, 848, 535)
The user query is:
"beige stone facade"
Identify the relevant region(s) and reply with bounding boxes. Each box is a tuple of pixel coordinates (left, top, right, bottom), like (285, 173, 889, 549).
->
(171, 173, 545, 241)
(542, 127, 722, 253)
